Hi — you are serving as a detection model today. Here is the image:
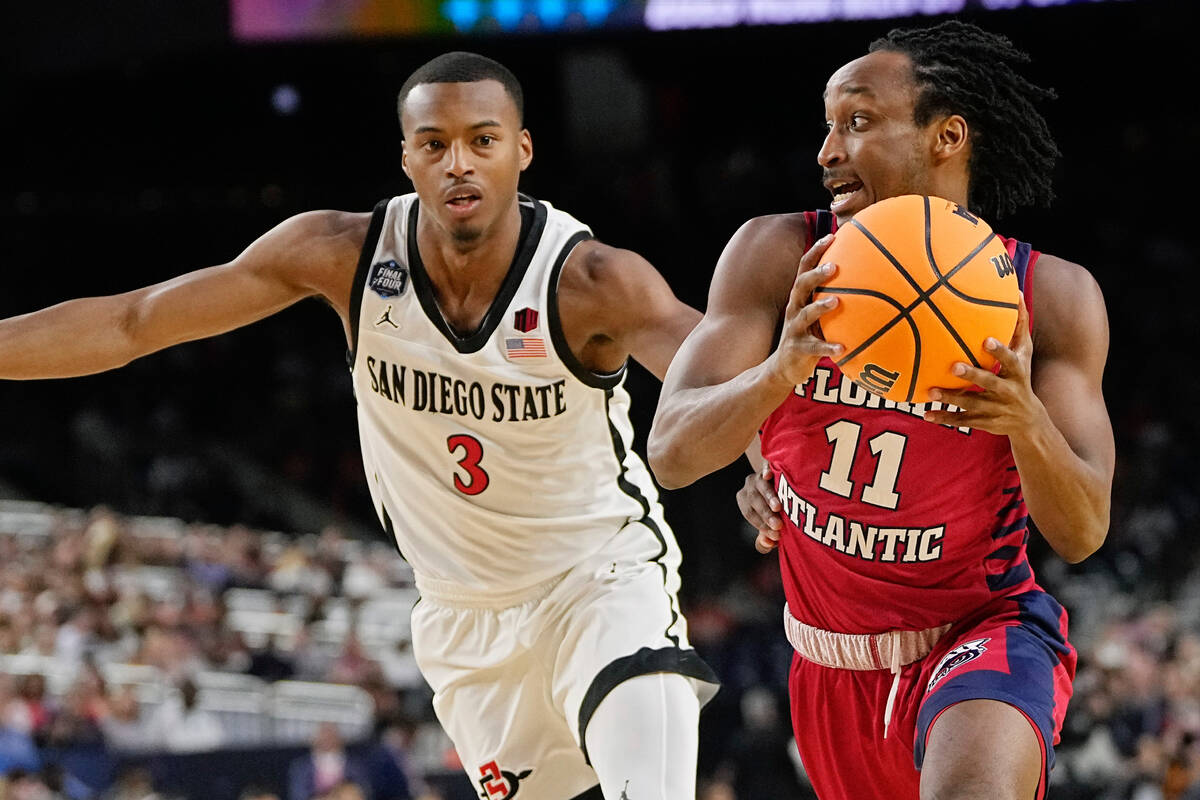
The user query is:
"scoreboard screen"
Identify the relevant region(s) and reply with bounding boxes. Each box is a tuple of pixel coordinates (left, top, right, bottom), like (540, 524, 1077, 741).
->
(232, 0, 1134, 41)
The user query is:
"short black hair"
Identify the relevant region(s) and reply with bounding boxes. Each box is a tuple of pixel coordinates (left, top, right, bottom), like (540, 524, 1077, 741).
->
(869, 20, 1059, 219)
(397, 51, 524, 135)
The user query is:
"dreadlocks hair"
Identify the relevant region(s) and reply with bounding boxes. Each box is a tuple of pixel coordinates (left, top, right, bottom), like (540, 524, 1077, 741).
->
(869, 20, 1059, 220)
(397, 52, 524, 136)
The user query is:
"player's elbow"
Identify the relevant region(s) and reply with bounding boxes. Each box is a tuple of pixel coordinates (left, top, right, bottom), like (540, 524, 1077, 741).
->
(1056, 516, 1109, 564)
(647, 428, 697, 490)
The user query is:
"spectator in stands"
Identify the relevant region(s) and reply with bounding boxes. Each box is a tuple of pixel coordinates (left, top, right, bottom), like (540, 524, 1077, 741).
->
(10, 675, 53, 743)
(0, 720, 40, 778)
(239, 785, 281, 800)
(364, 715, 416, 800)
(1, 768, 60, 800)
(97, 686, 156, 753)
(103, 766, 165, 800)
(288, 723, 371, 800)
(150, 677, 224, 753)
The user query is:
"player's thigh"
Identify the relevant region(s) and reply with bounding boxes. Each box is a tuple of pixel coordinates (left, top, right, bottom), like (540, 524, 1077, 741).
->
(546, 523, 718, 756)
(914, 596, 1074, 800)
(920, 699, 1041, 800)
(411, 600, 601, 800)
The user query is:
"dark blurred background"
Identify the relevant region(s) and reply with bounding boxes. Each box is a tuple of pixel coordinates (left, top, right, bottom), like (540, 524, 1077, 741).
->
(3, 1, 1198, 798)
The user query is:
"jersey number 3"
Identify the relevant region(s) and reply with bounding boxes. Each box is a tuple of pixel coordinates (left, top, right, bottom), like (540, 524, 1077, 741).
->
(447, 434, 490, 495)
(819, 420, 907, 510)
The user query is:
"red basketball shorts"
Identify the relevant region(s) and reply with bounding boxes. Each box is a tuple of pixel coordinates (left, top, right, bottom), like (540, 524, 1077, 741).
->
(788, 590, 1076, 800)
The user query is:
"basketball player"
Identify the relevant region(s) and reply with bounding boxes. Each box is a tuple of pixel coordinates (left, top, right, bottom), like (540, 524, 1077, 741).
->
(0, 53, 717, 799)
(649, 21, 1113, 800)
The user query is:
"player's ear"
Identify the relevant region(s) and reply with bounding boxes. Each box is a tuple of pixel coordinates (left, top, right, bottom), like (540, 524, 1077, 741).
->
(401, 141, 411, 179)
(519, 129, 533, 172)
(933, 114, 969, 162)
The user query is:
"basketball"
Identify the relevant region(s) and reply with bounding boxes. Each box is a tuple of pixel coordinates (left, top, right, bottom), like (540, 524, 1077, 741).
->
(812, 195, 1021, 404)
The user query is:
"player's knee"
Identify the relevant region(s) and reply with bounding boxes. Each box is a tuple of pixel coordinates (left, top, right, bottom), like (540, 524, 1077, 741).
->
(920, 700, 1042, 800)
(585, 673, 699, 800)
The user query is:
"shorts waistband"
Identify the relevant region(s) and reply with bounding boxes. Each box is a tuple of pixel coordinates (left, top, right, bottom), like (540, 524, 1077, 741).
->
(415, 571, 565, 609)
(783, 604, 951, 671)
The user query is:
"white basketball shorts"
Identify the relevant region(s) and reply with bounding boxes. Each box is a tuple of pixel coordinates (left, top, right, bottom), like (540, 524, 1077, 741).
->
(410, 518, 720, 800)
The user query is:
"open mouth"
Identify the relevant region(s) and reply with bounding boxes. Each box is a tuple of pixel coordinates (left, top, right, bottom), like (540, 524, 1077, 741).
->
(445, 191, 482, 217)
(828, 179, 864, 210)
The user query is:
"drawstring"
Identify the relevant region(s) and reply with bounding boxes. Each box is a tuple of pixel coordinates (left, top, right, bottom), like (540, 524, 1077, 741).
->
(883, 642, 901, 739)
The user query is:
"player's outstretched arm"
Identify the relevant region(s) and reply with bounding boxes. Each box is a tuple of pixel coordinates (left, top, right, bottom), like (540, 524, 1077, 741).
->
(924, 255, 1114, 563)
(0, 211, 366, 381)
(648, 217, 842, 489)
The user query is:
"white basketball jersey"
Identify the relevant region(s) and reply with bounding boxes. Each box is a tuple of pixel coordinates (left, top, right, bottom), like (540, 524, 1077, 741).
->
(349, 193, 670, 600)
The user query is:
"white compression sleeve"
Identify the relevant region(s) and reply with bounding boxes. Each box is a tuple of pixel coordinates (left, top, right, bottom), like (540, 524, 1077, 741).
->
(583, 673, 701, 800)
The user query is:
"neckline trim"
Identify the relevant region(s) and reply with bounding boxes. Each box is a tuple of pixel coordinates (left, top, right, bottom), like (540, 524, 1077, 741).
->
(406, 196, 547, 354)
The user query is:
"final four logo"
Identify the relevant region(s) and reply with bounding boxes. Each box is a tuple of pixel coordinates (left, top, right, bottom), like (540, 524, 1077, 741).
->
(369, 260, 409, 298)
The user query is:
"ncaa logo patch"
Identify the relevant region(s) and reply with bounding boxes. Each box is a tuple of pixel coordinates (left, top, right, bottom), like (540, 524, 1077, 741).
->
(368, 260, 409, 298)
(927, 638, 990, 692)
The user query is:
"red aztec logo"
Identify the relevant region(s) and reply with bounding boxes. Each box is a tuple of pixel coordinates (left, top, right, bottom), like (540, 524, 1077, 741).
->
(513, 307, 539, 332)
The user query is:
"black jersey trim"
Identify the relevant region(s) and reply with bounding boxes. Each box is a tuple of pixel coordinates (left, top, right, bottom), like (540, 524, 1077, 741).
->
(568, 786, 604, 800)
(576, 646, 720, 765)
(814, 209, 835, 238)
(603, 389, 681, 647)
(346, 198, 392, 371)
(547, 232, 627, 390)
(405, 197, 546, 354)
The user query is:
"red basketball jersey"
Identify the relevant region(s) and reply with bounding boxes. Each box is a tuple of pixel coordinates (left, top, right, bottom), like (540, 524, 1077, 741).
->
(759, 211, 1041, 634)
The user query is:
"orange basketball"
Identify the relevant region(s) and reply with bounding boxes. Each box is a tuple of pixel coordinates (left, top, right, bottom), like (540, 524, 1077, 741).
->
(812, 195, 1020, 404)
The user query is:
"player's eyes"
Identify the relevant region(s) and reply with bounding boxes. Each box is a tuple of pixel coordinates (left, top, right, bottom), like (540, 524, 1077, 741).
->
(423, 140, 444, 152)
(849, 115, 869, 130)
(476, 135, 495, 146)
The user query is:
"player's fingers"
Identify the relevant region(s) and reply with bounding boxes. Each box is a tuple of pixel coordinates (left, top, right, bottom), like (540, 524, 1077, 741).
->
(786, 263, 837, 317)
(1010, 293, 1033, 358)
(798, 233, 836, 271)
(754, 472, 782, 514)
(984, 336, 1026, 381)
(785, 295, 842, 342)
(755, 532, 780, 554)
(922, 407, 973, 427)
(946, 362, 1004, 393)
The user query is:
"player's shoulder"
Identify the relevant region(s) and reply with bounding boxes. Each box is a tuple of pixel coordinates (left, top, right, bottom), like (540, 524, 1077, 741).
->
(1029, 251, 1107, 352)
(274, 209, 373, 254)
(1032, 252, 1104, 313)
(731, 212, 816, 257)
(563, 239, 652, 284)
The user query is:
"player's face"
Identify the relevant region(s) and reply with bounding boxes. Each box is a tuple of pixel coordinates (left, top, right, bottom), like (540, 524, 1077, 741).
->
(401, 80, 532, 244)
(819, 51, 937, 226)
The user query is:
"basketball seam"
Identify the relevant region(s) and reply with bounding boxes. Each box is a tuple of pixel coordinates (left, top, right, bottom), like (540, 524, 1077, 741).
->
(819, 286, 922, 400)
(828, 200, 1018, 400)
(919, 196, 988, 371)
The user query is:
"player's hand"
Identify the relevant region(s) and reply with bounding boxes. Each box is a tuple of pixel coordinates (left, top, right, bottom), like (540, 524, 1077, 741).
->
(766, 235, 845, 388)
(923, 294, 1046, 436)
(738, 463, 784, 554)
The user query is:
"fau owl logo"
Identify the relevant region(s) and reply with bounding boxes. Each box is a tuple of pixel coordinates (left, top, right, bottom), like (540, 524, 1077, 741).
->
(927, 638, 990, 692)
(477, 760, 532, 800)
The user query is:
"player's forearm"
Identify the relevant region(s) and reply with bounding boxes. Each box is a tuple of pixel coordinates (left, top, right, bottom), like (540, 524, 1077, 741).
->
(0, 295, 143, 379)
(1009, 411, 1111, 563)
(649, 359, 794, 489)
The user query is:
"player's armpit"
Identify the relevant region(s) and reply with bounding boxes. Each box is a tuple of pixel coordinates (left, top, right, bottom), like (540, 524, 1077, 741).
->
(649, 215, 814, 488)
(0, 210, 368, 381)
(555, 241, 700, 381)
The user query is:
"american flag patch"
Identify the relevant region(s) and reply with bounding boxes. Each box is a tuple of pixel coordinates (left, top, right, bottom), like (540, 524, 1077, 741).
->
(505, 337, 547, 359)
